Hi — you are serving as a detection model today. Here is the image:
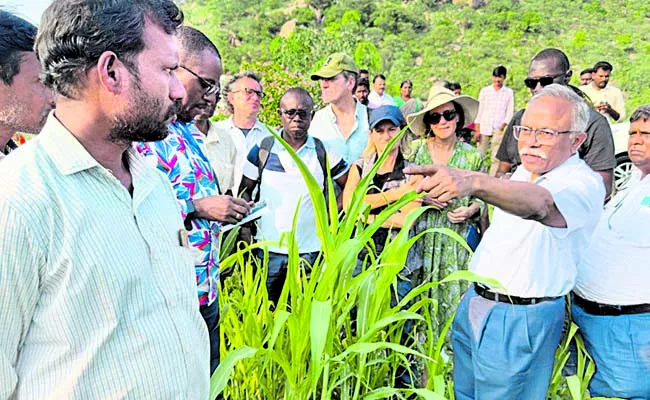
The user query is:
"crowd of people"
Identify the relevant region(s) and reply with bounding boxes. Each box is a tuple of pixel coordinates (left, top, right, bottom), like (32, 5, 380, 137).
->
(0, 1, 648, 399)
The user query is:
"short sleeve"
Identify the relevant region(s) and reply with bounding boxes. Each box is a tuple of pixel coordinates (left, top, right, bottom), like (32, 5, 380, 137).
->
(496, 111, 522, 164)
(323, 144, 349, 179)
(581, 113, 616, 171)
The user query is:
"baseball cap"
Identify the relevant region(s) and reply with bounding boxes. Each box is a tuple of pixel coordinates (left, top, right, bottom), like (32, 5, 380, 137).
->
(369, 105, 405, 130)
(310, 52, 359, 80)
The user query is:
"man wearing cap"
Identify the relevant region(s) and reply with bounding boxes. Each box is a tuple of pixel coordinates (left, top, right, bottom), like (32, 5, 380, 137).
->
(309, 52, 369, 169)
(495, 48, 615, 199)
(406, 84, 605, 399)
(571, 105, 650, 399)
(239, 88, 349, 304)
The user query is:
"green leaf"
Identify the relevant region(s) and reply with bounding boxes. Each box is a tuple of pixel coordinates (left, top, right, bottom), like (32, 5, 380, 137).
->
(209, 346, 258, 399)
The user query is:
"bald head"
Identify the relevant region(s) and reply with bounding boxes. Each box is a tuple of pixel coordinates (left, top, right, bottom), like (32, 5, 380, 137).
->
(280, 87, 313, 109)
(279, 87, 313, 141)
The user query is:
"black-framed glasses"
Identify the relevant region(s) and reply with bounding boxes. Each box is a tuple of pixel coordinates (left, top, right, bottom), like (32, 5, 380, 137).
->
(280, 108, 311, 120)
(425, 109, 457, 125)
(523, 73, 565, 90)
(179, 65, 219, 97)
(513, 125, 574, 144)
(232, 87, 264, 99)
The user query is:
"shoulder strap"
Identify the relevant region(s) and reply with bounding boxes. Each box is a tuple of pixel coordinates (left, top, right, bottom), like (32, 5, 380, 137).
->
(255, 136, 275, 202)
(313, 137, 329, 208)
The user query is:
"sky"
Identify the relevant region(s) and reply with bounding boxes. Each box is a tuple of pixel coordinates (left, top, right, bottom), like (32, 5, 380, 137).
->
(0, 0, 52, 24)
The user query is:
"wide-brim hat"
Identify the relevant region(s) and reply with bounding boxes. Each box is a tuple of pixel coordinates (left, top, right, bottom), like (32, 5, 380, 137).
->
(310, 52, 359, 80)
(406, 86, 479, 136)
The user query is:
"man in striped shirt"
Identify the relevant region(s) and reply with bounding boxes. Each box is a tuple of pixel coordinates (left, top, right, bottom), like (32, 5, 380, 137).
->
(0, 0, 209, 398)
(0, 11, 54, 161)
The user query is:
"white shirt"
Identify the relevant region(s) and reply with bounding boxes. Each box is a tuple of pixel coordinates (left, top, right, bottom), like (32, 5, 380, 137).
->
(0, 114, 209, 399)
(242, 135, 348, 254)
(471, 154, 605, 297)
(212, 116, 271, 195)
(367, 90, 395, 109)
(309, 100, 369, 165)
(575, 172, 650, 305)
(475, 84, 515, 135)
(204, 120, 238, 194)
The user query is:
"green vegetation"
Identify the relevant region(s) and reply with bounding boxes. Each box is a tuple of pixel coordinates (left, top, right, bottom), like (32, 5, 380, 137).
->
(183, 0, 650, 126)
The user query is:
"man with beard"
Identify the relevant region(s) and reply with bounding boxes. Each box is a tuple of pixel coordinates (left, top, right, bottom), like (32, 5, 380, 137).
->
(495, 48, 615, 198)
(0, 11, 54, 160)
(580, 61, 625, 123)
(0, 0, 209, 398)
(136, 26, 250, 374)
(239, 88, 349, 303)
(354, 78, 370, 106)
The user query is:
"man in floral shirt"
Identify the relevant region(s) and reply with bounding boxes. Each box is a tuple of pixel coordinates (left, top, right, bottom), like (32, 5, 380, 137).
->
(136, 26, 250, 374)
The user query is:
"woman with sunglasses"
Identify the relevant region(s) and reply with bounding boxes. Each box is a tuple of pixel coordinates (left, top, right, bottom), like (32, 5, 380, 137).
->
(405, 87, 484, 343)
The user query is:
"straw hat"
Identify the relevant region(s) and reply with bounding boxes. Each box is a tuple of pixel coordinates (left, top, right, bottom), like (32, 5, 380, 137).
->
(406, 86, 479, 136)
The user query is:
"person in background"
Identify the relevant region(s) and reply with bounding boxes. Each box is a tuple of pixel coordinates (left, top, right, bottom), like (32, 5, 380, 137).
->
(0, 0, 210, 397)
(309, 52, 369, 166)
(580, 61, 625, 123)
(368, 74, 395, 109)
(136, 26, 251, 374)
(474, 65, 515, 175)
(355, 78, 370, 106)
(215, 71, 272, 192)
(496, 48, 615, 199)
(449, 81, 462, 96)
(405, 86, 485, 341)
(239, 88, 349, 304)
(393, 80, 413, 107)
(359, 68, 369, 82)
(407, 84, 605, 400)
(0, 11, 54, 160)
(572, 104, 650, 399)
(579, 67, 594, 86)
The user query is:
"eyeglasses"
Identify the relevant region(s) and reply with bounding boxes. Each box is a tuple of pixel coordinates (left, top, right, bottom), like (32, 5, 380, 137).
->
(179, 65, 219, 97)
(523, 73, 565, 89)
(426, 109, 457, 125)
(280, 108, 311, 120)
(513, 125, 574, 144)
(232, 87, 264, 99)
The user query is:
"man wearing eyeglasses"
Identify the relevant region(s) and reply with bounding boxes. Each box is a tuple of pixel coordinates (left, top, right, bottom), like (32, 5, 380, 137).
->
(405, 84, 605, 399)
(213, 71, 273, 195)
(136, 26, 252, 375)
(239, 88, 349, 303)
(571, 105, 650, 399)
(495, 48, 615, 199)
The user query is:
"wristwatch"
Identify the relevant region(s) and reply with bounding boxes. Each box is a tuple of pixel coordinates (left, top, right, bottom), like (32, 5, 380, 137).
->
(184, 199, 196, 230)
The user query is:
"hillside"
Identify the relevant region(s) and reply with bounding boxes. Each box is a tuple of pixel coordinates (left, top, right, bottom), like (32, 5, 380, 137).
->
(181, 0, 650, 123)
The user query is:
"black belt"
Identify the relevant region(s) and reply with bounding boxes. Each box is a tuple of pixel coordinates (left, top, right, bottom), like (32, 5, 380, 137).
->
(474, 284, 560, 306)
(573, 293, 650, 316)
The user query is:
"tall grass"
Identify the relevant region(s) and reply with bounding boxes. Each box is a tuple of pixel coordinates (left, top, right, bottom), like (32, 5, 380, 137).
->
(211, 127, 607, 399)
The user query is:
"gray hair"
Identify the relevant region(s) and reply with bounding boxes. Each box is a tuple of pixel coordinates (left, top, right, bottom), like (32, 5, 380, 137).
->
(223, 71, 262, 113)
(529, 84, 589, 133)
(630, 104, 650, 124)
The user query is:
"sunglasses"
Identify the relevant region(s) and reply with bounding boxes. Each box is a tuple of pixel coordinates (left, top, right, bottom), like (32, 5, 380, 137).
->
(179, 65, 219, 97)
(523, 73, 564, 90)
(280, 108, 311, 119)
(426, 109, 457, 125)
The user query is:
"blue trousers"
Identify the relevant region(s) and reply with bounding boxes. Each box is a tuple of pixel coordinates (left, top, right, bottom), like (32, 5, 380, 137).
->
(199, 299, 220, 375)
(572, 303, 650, 399)
(452, 286, 565, 400)
(255, 250, 319, 304)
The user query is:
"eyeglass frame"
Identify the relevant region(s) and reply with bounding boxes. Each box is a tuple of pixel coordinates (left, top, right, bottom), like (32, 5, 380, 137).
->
(512, 125, 576, 144)
(279, 108, 313, 120)
(179, 65, 220, 97)
(231, 87, 265, 99)
(523, 72, 566, 90)
(424, 109, 458, 125)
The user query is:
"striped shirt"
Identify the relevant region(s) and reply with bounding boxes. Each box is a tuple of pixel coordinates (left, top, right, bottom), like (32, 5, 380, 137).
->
(0, 114, 209, 399)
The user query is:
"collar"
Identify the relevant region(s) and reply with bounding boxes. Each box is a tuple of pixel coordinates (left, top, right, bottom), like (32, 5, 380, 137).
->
(40, 112, 101, 175)
(326, 98, 364, 122)
(275, 129, 315, 152)
(516, 153, 582, 184)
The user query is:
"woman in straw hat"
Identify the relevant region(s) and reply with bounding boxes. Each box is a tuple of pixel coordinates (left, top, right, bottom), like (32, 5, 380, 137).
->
(405, 87, 485, 343)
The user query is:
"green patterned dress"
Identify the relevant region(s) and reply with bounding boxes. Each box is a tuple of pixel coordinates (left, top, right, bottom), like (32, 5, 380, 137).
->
(405, 138, 485, 340)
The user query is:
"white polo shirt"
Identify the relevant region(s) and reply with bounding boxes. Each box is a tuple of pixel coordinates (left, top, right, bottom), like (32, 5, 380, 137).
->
(242, 135, 348, 254)
(575, 171, 650, 305)
(309, 100, 369, 165)
(471, 154, 605, 298)
(212, 117, 271, 194)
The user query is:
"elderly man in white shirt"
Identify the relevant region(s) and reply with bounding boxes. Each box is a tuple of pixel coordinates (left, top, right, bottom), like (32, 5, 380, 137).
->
(406, 84, 605, 400)
(572, 104, 650, 399)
